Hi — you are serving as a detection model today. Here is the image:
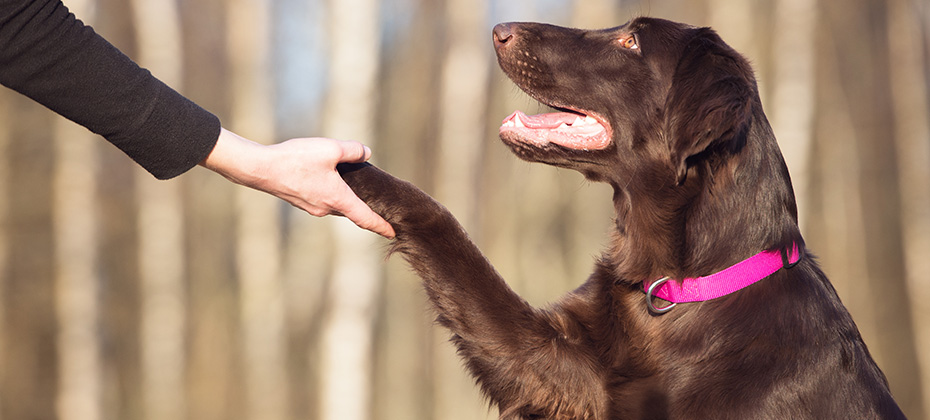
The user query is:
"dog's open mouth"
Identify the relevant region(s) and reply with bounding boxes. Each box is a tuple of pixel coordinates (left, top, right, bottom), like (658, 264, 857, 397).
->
(500, 109, 611, 151)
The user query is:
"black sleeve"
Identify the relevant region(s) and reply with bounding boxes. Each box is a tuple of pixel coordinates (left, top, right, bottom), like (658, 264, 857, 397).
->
(0, 0, 220, 180)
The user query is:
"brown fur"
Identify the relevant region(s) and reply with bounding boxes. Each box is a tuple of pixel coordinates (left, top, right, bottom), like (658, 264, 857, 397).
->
(339, 17, 903, 420)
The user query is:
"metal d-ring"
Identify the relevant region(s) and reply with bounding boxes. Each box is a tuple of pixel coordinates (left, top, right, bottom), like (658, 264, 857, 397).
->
(646, 276, 677, 314)
(781, 246, 802, 270)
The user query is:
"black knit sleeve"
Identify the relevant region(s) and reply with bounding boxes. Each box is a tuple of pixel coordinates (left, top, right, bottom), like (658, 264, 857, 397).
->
(0, 0, 220, 179)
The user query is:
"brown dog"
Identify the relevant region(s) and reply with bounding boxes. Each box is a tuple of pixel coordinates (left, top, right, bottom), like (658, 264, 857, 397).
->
(339, 17, 904, 419)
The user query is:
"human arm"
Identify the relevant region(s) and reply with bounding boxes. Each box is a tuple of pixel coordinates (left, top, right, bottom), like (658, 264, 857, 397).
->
(0, 0, 218, 179)
(0, 0, 394, 237)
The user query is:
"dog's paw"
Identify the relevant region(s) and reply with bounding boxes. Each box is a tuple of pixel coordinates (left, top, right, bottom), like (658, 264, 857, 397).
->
(337, 162, 446, 230)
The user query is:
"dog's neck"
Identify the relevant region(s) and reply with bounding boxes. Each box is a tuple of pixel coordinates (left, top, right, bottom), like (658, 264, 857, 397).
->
(608, 111, 803, 283)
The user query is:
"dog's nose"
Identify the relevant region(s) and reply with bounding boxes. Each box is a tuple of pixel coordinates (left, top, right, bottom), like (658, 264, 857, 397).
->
(493, 23, 514, 48)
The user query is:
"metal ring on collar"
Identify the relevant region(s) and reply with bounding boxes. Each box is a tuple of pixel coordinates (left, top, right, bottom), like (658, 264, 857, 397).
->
(646, 276, 677, 314)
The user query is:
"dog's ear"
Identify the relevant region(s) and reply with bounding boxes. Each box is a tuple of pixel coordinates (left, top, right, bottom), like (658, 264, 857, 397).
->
(665, 28, 754, 184)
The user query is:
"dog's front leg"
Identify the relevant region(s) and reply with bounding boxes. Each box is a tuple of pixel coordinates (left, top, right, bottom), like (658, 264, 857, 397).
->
(338, 163, 605, 418)
(337, 163, 537, 339)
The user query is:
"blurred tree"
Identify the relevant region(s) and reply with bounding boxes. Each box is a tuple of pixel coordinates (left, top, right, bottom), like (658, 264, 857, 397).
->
(53, 2, 103, 420)
(768, 0, 816, 234)
(812, 0, 924, 417)
(370, 2, 444, 420)
(272, 1, 332, 418)
(92, 1, 146, 418)
(0, 75, 7, 420)
(0, 69, 58, 420)
(318, 0, 384, 419)
(431, 0, 497, 419)
(226, 0, 290, 419)
(888, 0, 930, 416)
(129, 0, 188, 419)
(176, 0, 240, 417)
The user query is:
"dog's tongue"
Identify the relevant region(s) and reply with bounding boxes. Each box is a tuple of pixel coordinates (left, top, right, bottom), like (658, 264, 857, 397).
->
(510, 110, 580, 128)
(500, 110, 610, 150)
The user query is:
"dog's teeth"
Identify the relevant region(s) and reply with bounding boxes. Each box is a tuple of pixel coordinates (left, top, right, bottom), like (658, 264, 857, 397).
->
(558, 123, 569, 130)
(584, 116, 597, 124)
(514, 115, 525, 128)
(572, 117, 585, 126)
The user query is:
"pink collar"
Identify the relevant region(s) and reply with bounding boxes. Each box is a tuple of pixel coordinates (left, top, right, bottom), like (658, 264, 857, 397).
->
(643, 244, 802, 314)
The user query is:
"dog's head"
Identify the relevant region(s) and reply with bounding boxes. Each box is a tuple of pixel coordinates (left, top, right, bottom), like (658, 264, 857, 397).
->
(493, 17, 756, 188)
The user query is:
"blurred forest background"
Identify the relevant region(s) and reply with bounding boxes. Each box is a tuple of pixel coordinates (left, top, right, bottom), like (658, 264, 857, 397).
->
(0, 0, 928, 419)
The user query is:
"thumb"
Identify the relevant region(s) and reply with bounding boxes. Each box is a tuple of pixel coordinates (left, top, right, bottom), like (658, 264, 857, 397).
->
(338, 141, 372, 164)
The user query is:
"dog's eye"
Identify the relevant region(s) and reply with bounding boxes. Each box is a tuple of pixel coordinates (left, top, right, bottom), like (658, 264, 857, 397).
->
(619, 35, 638, 50)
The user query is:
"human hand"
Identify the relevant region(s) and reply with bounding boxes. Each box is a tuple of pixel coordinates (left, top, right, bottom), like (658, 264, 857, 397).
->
(201, 128, 395, 238)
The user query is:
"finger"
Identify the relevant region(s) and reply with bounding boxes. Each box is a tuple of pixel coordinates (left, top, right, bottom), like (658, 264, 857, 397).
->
(336, 193, 396, 238)
(337, 141, 372, 164)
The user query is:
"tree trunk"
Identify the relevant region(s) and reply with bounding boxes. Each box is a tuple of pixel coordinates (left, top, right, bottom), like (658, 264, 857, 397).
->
(430, 0, 498, 417)
(572, 0, 619, 28)
(271, 1, 332, 418)
(768, 0, 816, 234)
(1, 81, 58, 420)
(227, 0, 289, 420)
(52, 0, 104, 402)
(888, 0, 930, 417)
(435, 0, 491, 232)
(817, 0, 924, 417)
(129, 0, 188, 419)
(319, 0, 383, 419)
(0, 80, 9, 420)
(176, 0, 239, 418)
(369, 2, 445, 419)
(53, 120, 102, 420)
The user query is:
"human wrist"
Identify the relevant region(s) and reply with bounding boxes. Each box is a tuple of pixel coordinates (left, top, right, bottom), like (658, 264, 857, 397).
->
(200, 127, 270, 187)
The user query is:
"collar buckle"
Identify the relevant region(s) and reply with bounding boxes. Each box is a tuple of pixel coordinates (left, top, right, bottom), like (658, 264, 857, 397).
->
(645, 277, 677, 314)
(782, 246, 802, 269)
